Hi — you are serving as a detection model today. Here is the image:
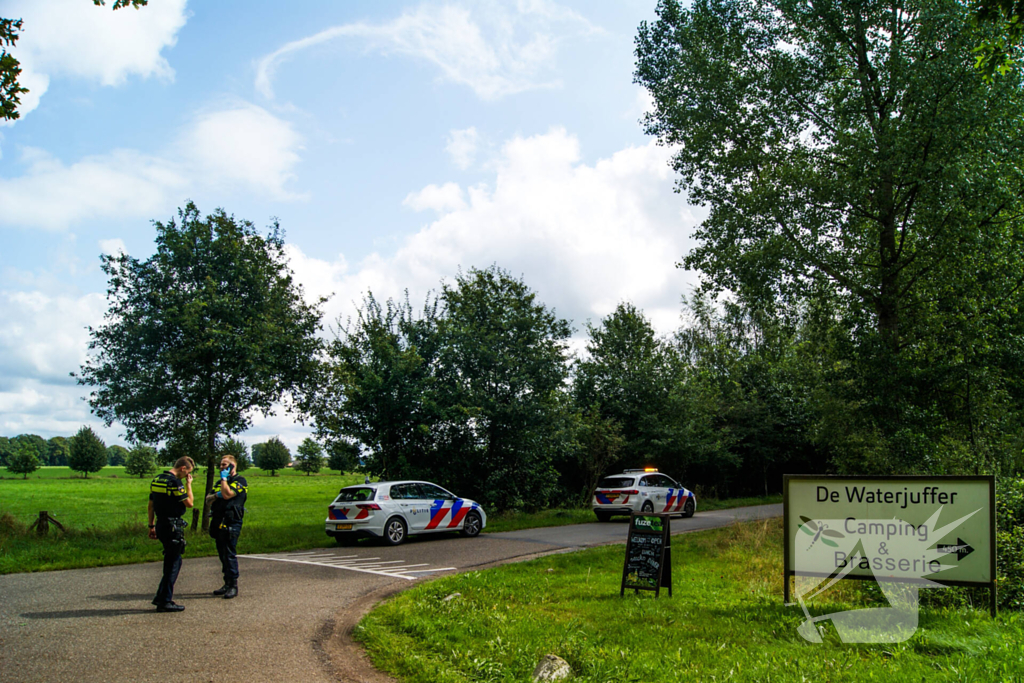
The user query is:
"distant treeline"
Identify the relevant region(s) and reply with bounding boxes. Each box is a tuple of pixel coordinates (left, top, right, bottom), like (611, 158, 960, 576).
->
(0, 433, 303, 476)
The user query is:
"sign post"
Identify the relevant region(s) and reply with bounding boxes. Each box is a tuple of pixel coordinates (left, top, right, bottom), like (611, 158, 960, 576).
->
(620, 513, 672, 597)
(783, 475, 997, 618)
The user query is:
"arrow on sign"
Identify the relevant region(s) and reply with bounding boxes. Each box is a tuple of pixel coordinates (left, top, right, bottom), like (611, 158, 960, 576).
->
(936, 538, 974, 562)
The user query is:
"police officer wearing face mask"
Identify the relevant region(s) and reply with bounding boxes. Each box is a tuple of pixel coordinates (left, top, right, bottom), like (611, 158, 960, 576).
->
(208, 454, 247, 599)
(148, 456, 195, 612)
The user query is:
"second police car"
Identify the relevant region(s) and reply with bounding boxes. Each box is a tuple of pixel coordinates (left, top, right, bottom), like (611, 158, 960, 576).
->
(592, 468, 697, 522)
(325, 480, 487, 545)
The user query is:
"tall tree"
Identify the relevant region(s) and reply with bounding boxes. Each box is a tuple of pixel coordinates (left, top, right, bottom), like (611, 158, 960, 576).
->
(306, 292, 452, 482)
(308, 267, 574, 510)
(68, 426, 107, 478)
(438, 266, 573, 510)
(76, 202, 324, 529)
(636, 0, 1024, 471)
(574, 302, 681, 471)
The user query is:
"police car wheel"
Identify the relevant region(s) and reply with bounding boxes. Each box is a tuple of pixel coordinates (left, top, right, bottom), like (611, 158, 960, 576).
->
(460, 511, 482, 537)
(681, 498, 695, 518)
(383, 517, 407, 545)
(641, 501, 654, 514)
(595, 511, 611, 523)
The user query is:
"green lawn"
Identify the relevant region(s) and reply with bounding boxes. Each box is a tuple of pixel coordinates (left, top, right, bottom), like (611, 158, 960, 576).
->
(356, 519, 1024, 683)
(0, 466, 364, 573)
(0, 467, 781, 574)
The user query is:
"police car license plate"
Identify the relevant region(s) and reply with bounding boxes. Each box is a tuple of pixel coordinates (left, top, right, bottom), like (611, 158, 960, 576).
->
(336, 523, 353, 530)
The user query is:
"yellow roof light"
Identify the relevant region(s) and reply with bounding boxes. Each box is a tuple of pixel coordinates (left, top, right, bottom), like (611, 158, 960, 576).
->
(644, 467, 658, 472)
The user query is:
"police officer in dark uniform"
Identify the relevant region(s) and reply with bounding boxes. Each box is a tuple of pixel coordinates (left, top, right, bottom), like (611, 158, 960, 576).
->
(208, 454, 247, 599)
(147, 456, 195, 612)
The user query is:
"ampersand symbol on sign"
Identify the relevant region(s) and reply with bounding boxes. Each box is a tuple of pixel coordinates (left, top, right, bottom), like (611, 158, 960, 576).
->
(878, 542, 889, 556)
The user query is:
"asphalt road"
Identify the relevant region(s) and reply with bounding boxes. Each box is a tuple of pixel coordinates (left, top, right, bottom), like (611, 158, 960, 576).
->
(0, 504, 781, 682)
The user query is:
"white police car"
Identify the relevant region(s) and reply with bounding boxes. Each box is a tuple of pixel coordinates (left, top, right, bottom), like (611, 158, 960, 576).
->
(325, 480, 487, 546)
(592, 468, 696, 522)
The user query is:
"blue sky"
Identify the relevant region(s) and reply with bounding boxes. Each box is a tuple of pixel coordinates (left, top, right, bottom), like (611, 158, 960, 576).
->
(0, 0, 704, 450)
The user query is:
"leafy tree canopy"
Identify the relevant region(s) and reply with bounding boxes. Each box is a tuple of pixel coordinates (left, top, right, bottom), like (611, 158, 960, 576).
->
(77, 202, 323, 527)
(295, 437, 324, 476)
(635, 0, 1024, 472)
(107, 444, 129, 466)
(47, 437, 70, 466)
(220, 436, 252, 472)
(326, 440, 360, 473)
(124, 444, 157, 478)
(256, 437, 290, 475)
(7, 443, 40, 479)
(308, 266, 574, 510)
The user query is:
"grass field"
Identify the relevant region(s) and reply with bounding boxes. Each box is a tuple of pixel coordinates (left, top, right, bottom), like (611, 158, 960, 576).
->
(0, 467, 781, 574)
(355, 518, 1024, 683)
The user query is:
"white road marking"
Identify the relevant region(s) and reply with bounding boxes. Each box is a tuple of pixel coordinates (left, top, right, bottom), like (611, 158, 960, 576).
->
(241, 553, 455, 580)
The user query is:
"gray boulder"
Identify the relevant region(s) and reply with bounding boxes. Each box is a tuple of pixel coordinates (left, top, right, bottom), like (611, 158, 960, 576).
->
(532, 654, 572, 681)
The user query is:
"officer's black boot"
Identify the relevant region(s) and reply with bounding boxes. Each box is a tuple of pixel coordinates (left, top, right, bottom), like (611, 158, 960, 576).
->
(213, 583, 230, 596)
(223, 581, 238, 599)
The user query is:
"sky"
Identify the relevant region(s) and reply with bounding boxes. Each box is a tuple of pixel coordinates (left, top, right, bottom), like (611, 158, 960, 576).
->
(0, 0, 705, 451)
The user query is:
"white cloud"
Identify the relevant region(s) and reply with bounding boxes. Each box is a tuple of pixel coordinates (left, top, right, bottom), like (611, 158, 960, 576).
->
(446, 127, 480, 169)
(255, 0, 600, 101)
(403, 182, 467, 213)
(0, 290, 105, 383)
(99, 238, 127, 255)
(1, 130, 701, 444)
(0, 288, 112, 440)
(0, 103, 304, 231)
(180, 102, 306, 200)
(0, 147, 186, 231)
(286, 128, 703, 337)
(5, 0, 188, 118)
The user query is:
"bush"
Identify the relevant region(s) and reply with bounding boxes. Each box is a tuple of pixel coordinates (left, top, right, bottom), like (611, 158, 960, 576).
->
(996, 476, 1024, 611)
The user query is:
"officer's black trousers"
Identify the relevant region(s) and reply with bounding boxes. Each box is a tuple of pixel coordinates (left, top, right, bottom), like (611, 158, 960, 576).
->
(154, 520, 185, 604)
(216, 522, 242, 585)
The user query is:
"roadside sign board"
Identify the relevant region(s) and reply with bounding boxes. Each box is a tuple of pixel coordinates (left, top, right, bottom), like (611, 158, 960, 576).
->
(621, 513, 672, 597)
(783, 475, 997, 615)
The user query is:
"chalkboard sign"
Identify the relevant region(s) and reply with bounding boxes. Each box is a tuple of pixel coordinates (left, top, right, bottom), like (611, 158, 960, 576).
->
(620, 513, 672, 597)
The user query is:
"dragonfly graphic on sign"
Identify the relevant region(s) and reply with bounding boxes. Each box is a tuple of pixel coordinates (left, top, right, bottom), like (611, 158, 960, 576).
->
(798, 516, 845, 550)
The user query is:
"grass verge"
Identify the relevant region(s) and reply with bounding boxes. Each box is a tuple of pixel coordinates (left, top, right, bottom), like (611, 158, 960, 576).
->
(355, 518, 1024, 682)
(482, 495, 782, 534)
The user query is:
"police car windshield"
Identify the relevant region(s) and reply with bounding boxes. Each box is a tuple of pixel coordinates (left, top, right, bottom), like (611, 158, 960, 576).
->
(597, 477, 635, 489)
(335, 487, 376, 502)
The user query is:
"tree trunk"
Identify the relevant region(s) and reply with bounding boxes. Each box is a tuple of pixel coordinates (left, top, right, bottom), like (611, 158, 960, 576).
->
(200, 425, 217, 531)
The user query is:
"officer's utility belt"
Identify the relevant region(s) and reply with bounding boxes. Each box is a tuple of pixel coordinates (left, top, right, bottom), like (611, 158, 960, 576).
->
(157, 516, 189, 530)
